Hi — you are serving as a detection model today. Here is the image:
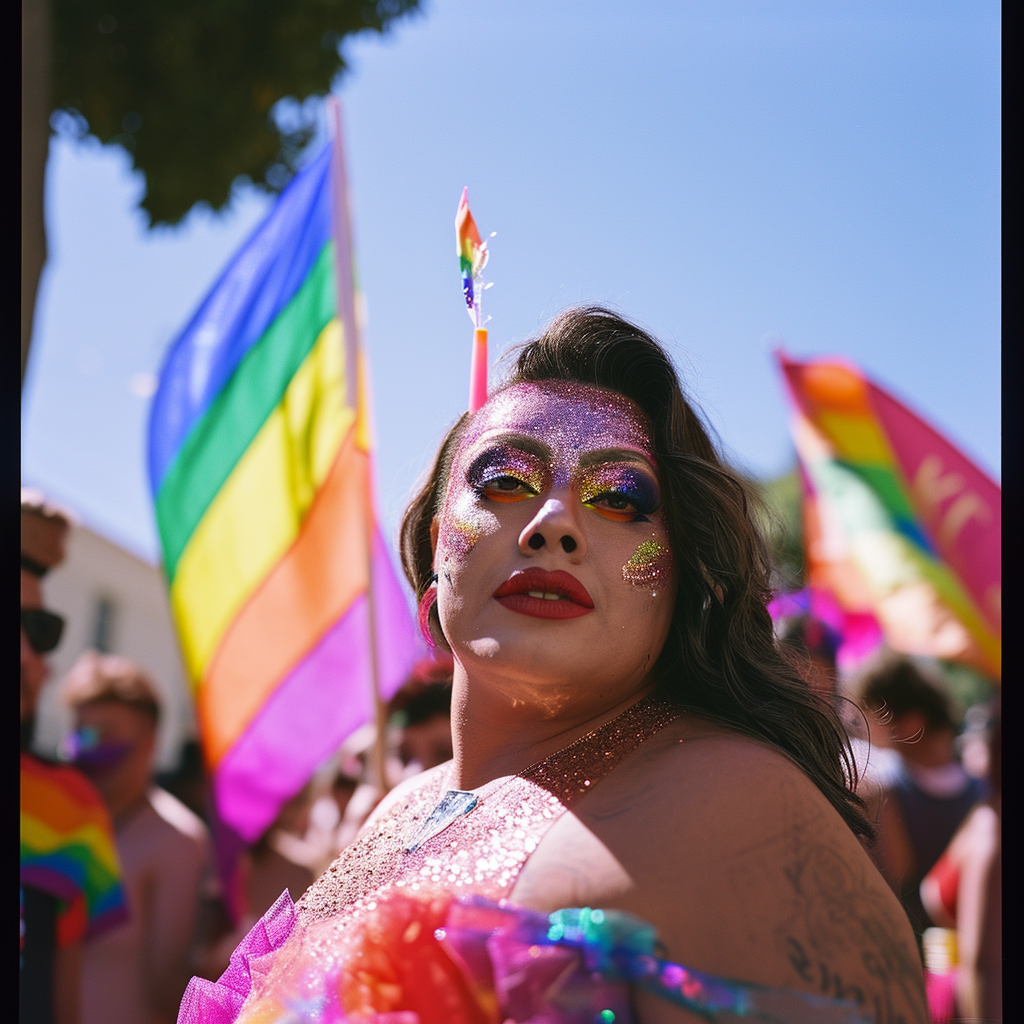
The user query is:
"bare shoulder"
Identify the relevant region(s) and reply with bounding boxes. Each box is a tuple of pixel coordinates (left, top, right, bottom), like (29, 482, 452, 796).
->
(513, 720, 928, 1024)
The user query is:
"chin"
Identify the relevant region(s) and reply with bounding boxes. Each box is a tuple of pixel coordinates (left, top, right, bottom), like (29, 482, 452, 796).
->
(454, 622, 629, 695)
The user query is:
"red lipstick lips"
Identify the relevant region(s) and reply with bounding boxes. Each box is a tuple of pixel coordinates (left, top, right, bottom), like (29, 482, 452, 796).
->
(493, 568, 594, 619)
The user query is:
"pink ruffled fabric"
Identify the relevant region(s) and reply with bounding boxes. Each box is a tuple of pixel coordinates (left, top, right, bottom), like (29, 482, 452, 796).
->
(177, 891, 297, 1024)
(177, 889, 871, 1024)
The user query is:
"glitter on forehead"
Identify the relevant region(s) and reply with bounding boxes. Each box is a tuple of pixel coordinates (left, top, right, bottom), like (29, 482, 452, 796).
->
(622, 539, 673, 591)
(463, 380, 656, 468)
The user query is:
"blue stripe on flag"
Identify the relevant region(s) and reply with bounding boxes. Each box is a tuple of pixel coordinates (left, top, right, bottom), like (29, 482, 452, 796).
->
(147, 143, 333, 495)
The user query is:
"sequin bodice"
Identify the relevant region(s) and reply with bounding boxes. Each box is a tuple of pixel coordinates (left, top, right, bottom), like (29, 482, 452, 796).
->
(297, 696, 680, 928)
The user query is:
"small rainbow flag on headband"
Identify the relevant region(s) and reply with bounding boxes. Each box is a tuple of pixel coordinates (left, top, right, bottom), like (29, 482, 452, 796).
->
(148, 99, 419, 853)
(776, 352, 1000, 680)
(21, 754, 128, 945)
(456, 188, 491, 412)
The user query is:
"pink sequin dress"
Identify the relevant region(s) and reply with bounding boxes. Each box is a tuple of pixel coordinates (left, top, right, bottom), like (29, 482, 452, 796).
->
(178, 697, 870, 1023)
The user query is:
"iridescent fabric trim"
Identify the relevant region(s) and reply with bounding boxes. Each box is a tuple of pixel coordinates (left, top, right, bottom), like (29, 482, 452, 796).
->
(177, 890, 872, 1024)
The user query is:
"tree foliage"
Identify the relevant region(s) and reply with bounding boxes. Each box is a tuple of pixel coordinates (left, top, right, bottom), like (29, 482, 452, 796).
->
(51, 0, 420, 225)
(751, 468, 805, 593)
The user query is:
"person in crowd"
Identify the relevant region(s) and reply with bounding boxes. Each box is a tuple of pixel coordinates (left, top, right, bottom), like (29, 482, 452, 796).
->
(854, 652, 984, 937)
(20, 491, 128, 1024)
(181, 307, 926, 1023)
(388, 655, 456, 775)
(918, 705, 1000, 1021)
(63, 651, 212, 1024)
(242, 786, 317, 916)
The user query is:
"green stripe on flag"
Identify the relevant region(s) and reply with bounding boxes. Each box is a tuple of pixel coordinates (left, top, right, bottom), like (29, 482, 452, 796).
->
(156, 242, 336, 580)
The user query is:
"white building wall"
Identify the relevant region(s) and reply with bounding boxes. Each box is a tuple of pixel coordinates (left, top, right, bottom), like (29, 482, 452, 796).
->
(33, 523, 195, 772)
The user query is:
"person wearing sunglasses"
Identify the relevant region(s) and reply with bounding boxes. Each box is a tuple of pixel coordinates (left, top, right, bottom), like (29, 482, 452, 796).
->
(20, 491, 127, 1024)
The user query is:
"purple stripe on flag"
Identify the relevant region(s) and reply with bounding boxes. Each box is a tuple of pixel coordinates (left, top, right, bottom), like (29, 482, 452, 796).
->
(20, 864, 81, 903)
(213, 532, 422, 842)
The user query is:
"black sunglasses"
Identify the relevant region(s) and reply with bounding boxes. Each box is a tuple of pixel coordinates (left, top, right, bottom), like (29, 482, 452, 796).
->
(21, 608, 65, 654)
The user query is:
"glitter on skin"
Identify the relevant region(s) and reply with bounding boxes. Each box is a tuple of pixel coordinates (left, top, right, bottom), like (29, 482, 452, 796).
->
(468, 444, 548, 498)
(577, 464, 660, 521)
(622, 539, 673, 590)
(436, 380, 667, 564)
(441, 494, 487, 558)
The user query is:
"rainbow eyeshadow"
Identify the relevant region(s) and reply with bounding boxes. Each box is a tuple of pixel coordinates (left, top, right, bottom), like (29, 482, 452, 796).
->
(467, 444, 547, 499)
(578, 464, 660, 521)
(622, 539, 673, 590)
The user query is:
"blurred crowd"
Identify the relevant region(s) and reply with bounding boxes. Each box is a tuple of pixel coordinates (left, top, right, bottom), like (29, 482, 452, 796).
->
(778, 611, 1001, 1023)
(22, 491, 999, 1023)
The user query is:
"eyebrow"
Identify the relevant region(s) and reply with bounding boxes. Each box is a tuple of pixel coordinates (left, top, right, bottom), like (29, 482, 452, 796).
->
(469, 432, 553, 462)
(577, 448, 658, 474)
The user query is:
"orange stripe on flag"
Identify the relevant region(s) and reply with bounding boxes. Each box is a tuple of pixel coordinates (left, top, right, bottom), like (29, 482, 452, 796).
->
(198, 428, 371, 768)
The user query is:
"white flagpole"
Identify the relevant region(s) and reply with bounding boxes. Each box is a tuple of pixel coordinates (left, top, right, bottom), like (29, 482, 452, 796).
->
(326, 94, 390, 798)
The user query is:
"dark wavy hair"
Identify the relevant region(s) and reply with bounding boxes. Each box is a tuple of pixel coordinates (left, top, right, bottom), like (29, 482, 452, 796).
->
(401, 306, 873, 841)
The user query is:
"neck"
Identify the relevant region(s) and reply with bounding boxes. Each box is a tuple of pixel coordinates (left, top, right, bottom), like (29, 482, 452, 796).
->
(107, 781, 151, 828)
(448, 662, 656, 791)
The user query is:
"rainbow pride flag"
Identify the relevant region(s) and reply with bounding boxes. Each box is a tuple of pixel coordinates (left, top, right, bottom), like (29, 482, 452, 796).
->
(21, 753, 127, 943)
(776, 353, 1000, 680)
(148, 118, 419, 845)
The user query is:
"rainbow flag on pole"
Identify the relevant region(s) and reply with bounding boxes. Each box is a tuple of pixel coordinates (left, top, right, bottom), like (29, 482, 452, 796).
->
(776, 352, 1000, 680)
(148, 99, 419, 848)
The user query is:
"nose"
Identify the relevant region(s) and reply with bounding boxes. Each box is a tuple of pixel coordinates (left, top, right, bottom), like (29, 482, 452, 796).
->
(518, 498, 586, 560)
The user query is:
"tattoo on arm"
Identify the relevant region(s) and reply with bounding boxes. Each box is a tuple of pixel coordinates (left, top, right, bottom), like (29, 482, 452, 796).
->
(772, 782, 929, 1024)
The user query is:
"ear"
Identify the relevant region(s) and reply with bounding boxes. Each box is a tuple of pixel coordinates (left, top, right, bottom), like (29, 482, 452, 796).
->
(429, 517, 439, 562)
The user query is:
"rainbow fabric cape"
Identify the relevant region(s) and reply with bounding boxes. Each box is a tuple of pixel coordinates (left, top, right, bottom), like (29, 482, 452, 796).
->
(20, 753, 127, 943)
(776, 353, 1000, 680)
(148, 128, 419, 845)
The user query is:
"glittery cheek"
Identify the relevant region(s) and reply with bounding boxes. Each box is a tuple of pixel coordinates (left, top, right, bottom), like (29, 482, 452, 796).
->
(622, 539, 674, 593)
(437, 488, 491, 561)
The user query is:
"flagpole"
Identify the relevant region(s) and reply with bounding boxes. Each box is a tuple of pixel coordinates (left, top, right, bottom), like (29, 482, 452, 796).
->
(327, 94, 390, 798)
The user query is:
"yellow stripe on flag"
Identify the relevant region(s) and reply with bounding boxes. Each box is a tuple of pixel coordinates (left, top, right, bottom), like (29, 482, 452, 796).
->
(170, 318, 353, 684)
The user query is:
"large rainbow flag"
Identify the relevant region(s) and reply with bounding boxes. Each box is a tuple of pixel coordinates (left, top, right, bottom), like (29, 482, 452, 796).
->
(776, 352, 1000, 680)
(148, 107, 419, 846)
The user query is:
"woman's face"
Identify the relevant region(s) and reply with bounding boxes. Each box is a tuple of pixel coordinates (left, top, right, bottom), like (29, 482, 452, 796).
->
(433, 381, 677, 709)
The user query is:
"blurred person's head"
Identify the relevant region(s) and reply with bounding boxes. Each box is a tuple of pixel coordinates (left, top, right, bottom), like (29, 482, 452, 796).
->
(63, 651, 161, 818)
(331, 772, 359, 821)
(854, 651, 959, 767)
(778, 613, 839, 697)
(20, 490, 71, 747)
(389, 657, 454, 772)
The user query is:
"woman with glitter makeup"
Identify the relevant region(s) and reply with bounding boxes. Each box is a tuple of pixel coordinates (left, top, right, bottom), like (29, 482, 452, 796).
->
(179, 308, 928, 1024)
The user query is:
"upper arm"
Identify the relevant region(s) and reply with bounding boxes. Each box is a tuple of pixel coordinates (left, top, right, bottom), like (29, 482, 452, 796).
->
(519, 734, 928, 1024)
(954, 808, 999, 970)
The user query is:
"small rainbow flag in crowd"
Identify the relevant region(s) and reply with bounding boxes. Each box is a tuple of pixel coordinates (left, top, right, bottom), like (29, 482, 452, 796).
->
(21, 754, 127, 943)
(776, 352, 1000, 680)
(148, 99, 419, 853)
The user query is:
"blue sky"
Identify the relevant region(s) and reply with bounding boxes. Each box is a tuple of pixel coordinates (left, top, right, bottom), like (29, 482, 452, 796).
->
(22, 0, 1000, 566)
